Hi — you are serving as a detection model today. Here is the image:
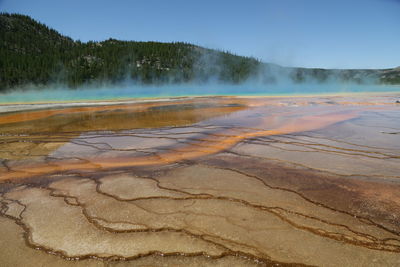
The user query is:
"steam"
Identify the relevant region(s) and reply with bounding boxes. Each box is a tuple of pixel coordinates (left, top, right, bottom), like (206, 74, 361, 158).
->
(1, 45, 398, 104)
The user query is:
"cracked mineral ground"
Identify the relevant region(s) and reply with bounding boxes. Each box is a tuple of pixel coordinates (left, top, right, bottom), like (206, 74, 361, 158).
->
(0, 95, 400, 266)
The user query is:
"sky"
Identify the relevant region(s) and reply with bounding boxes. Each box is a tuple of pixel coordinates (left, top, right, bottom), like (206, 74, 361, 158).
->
(1, 0, 399, 69)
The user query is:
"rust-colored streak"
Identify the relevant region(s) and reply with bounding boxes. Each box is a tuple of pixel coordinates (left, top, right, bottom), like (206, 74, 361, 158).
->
(0, 110, 357, 181)
(0, 104, 139, 125)
(2, 95, 399, 266)
(0, 98, 241, 125)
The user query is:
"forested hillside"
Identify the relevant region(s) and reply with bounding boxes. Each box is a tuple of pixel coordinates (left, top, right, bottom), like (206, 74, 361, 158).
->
(1, 13, 399, 91)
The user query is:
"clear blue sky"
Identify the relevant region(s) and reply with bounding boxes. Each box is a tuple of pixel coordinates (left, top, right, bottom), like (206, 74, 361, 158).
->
(1, 0, 399, 69)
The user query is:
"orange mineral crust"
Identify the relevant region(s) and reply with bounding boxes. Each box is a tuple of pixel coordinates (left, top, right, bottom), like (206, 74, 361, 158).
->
(0, 99, 357, 181)
(1, 95, 400, 266)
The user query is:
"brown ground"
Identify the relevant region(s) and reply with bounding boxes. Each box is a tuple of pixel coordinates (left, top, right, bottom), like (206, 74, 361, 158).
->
(1, 95, 400, 266)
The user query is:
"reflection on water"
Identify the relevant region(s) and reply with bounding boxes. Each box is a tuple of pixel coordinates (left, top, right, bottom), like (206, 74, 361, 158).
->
(0, 99, 245, 160)
(1, 95, 400, 266)
(0, 99, 247, 134)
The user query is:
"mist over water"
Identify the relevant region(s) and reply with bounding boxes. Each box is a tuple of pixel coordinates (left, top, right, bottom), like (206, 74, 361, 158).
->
(1, 32, 398, 104)
(0, 82, 399, 104)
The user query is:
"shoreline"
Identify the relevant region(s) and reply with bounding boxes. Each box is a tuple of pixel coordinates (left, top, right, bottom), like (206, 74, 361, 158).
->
(1, 91, 399, 114)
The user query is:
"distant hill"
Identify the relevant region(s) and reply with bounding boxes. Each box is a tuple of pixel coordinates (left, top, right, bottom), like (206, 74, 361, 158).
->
(1, 13, 399, 91)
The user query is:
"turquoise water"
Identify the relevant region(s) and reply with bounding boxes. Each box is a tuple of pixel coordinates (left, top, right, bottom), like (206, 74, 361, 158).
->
(1, 83, 399, 103)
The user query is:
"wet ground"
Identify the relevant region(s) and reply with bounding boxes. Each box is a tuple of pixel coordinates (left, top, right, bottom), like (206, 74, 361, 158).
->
(0, 95, 400, 266)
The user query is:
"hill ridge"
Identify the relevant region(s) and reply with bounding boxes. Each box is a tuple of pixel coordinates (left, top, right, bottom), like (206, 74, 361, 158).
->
(1, 13, 399, 91)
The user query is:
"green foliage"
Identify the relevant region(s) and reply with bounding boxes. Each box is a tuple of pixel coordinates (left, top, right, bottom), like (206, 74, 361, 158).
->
(1, 13, 399, 91)
(0, 13, 262, 91)
(379, 67, 400, 85)
(381, 76, 400, 84)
